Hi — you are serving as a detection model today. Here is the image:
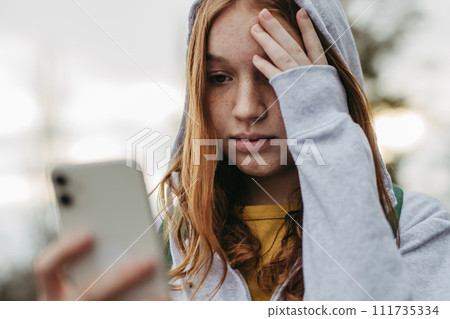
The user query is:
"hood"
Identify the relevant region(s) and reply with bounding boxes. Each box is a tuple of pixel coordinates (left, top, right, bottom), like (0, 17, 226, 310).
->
(171, 0, 397, 207)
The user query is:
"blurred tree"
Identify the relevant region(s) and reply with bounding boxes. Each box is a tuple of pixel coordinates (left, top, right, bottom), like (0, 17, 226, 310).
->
(0, 269, 37, 301)
(341, 0, 422, 108)
(0, 205, 57, 301)
(340, 0, 422, 183)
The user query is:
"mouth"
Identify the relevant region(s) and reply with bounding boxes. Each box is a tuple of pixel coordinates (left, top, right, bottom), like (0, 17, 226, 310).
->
(231, 134, 275, 152)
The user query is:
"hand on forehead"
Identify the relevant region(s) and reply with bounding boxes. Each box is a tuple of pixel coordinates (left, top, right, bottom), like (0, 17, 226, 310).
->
(207, 3, 305, 65)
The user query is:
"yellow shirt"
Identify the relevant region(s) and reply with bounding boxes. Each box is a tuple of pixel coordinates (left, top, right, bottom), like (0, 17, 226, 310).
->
(240, 203, 296, 301)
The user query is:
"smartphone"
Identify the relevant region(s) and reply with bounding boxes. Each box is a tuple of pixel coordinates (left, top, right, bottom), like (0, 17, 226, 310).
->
(50, 160, 169, 300)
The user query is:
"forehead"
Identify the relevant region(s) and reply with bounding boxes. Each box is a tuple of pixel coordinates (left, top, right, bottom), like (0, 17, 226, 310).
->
(207, 3, 299, 61)
(207, 3, 261, 56)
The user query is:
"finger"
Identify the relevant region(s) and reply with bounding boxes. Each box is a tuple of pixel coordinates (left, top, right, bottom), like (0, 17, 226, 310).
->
(258, 9, 310, 66)
(296, 8, 328, 65)
(34, 233, 93, 299)
(252, 54, 281, 80)
(78, 259, 156, 301)
(251, 23, 301, 71)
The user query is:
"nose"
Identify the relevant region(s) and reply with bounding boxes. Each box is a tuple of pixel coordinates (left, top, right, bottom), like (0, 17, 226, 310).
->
(232, 79, 268, 124)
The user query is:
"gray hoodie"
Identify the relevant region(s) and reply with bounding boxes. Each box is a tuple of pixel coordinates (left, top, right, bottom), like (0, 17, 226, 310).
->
(166, 0, 450, 301)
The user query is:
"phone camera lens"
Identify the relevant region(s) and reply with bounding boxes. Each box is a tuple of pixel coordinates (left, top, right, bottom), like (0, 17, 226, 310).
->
(54, 175, 67, 186)
(59, 194, 72, 207)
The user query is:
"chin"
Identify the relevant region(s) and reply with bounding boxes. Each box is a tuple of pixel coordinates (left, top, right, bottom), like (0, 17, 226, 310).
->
(234, 157, 285, 177)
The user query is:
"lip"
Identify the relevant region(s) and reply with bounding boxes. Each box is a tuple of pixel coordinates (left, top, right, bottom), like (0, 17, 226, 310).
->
(233, 133, 273, 140)
(231, 133, 274, 153)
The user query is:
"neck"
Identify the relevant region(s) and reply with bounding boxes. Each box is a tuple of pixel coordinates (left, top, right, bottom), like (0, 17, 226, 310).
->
(242, 166, 300, 206)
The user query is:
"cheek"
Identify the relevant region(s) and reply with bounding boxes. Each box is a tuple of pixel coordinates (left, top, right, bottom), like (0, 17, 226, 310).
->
(207, 96, 232, 137)
(273, 106, 288, 139)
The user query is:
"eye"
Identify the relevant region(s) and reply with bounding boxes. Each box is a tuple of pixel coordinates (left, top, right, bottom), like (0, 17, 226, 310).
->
(207, 74, 231, 85)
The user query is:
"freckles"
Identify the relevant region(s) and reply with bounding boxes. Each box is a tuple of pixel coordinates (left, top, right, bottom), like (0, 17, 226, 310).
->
(207, 96, 232, 133)
(210, 95, 233, 114)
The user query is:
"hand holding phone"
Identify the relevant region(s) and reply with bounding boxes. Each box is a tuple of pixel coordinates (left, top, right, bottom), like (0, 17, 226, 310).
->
(34, 232, 168, 300)
(36, 160, 170, 301)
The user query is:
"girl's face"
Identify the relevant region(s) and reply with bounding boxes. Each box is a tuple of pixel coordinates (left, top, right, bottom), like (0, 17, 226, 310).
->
(206, 2, 303, 177)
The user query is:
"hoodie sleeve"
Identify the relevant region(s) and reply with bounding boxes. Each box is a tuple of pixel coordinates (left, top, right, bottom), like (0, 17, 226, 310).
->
(398, 191, 450, 300)
(269, 65, 414, 300)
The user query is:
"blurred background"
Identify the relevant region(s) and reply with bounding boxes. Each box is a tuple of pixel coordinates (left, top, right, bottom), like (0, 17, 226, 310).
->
(0, 0, 449, 300)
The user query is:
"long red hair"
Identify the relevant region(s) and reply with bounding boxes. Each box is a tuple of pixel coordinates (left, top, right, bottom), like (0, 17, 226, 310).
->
(155, 0, 399, 301)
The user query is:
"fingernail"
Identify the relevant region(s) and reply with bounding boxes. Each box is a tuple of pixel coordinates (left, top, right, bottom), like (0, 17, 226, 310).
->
(261, 8, 271, 20)
(300, 8, 309, 20)
(252, 24, 263, 33)
(253, 55, 262, 62)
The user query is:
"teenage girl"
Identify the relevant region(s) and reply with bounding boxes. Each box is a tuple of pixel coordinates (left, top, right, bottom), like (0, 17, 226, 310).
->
(34, 0, 450, 301)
